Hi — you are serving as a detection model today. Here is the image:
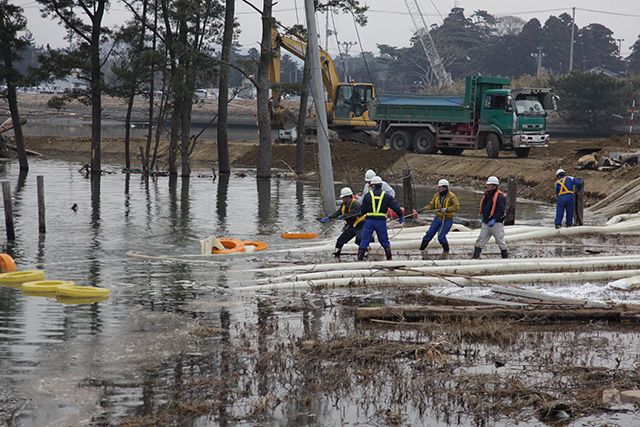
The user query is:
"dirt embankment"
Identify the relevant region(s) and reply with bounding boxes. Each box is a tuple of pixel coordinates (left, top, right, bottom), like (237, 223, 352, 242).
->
(16, 134, 640, 208)
(6, 93, 640, 207)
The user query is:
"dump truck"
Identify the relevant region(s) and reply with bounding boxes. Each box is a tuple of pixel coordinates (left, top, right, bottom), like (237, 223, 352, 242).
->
(369, 75, 555, 158)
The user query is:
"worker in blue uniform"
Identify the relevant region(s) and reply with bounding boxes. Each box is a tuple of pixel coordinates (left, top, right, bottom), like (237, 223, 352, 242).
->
(357, 176, 404, 261)
(555, 168, 583, 228)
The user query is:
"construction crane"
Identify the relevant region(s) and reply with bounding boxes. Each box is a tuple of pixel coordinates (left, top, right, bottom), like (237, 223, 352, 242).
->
(403, 0, 452, 88)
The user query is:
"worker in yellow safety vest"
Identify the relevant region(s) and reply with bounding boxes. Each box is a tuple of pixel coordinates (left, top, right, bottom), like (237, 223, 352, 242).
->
(555, 168, 582, 228)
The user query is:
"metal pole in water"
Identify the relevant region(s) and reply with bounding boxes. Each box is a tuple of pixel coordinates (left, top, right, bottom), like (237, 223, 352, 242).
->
(1, 181, 15, 241)
(37, 175, 46, 234)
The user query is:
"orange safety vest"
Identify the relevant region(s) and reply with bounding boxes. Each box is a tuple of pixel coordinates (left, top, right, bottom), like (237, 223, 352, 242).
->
(556, 176, 574, 196)
(479, 190, 505, 217)
(367, 190, 387, 218)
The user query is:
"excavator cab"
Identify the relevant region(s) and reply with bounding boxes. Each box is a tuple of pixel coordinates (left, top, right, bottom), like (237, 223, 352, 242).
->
(334, 84, 374, 119)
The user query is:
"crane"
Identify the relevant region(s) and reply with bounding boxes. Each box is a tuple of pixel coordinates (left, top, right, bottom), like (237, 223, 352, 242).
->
(403, 0, 452, 88)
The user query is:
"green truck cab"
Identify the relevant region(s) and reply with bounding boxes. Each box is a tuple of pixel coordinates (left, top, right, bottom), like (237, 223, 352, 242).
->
(370, 76, 555, 158)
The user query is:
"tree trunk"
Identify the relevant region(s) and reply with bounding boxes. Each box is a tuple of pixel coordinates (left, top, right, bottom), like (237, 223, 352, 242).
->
(124, 91, 134, 170)
(89, 0, 106, 175)
(295, 54, 311, 176)
(256, 0, 273, 178)
(6, 83, 28, 171)
(217, 0, 234, 175)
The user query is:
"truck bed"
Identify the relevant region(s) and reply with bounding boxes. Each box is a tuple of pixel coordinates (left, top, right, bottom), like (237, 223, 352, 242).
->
(371, 93, 470, 124)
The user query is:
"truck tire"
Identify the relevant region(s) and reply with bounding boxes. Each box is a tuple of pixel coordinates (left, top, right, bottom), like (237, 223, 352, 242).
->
(515, 147, 531, 158)
(389, 130, 412, 151)
(412, 130, 437, 154)
(485, 133, 500, 158)
(439, 147, 464, 156)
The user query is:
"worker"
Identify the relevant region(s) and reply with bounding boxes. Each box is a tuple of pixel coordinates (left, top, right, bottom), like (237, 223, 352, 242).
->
(357, 176, 404, 261)
(472, 176, 508, 259)
(362, 169, 395, 199)
(319, 187, 365, 258)
(419, 179, 460, 254)
(555, 169, 583, 228)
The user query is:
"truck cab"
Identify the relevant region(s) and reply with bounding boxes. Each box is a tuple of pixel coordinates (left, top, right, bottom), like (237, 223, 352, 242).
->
(478, 86, 552, 158)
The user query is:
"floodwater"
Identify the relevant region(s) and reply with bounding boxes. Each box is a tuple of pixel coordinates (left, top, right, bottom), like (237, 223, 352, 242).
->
(0, 156, 635, 426)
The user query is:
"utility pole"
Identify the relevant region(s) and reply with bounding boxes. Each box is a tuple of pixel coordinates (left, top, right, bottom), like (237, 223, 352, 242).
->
(569, 7, 575, 72)
(305, 0, 335, 214)
(339, 41, 356, 81)
(616, 38, 625, 56)
(531, 46, 546, 75)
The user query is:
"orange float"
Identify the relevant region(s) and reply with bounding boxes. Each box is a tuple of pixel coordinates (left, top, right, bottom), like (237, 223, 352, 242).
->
(211, 237, 246, 254)
(281, 233, 317, 239)
(0, 254, 17, 273)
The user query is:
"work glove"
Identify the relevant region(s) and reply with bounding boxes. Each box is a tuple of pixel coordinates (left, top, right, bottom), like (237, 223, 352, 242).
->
(398, 216, 404, 224)
(488, 218, 496, 227)
(439, 208, 447, 213)
(320, 217, 329, 223)
(337, 214, 344, 220)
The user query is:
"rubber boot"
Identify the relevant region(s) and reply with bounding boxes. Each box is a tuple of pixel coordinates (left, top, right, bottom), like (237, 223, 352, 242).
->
(332, 247, 341, 258)
(501, 249, 508, 259)
(442, 242, 450, 253)
(384, 247, 393, 260)
(419, 239, 429, 251)
(472, 246, 481, 259)
(357, 249, 366, 261)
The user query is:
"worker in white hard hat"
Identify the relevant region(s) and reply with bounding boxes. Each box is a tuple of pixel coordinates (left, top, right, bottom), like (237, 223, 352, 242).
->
(555, 168, 582, 229)
(362, 169, 396, 199)
(472, 176, 508, 259)
(319, 187, 365, 258)
(358, 176, 404, 261)
(418, 178, 460, 255)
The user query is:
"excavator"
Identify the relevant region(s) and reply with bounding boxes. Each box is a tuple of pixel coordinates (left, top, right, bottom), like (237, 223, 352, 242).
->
(269, 28, 378, 144)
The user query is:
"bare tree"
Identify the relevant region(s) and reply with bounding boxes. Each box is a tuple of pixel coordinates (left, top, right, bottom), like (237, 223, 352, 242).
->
(0, 0, 31, 171)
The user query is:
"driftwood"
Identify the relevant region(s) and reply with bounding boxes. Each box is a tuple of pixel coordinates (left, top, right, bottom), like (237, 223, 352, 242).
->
(0, 117, 27, 134)
(356, 305, 640, 323)
(491, 285, 609, 309)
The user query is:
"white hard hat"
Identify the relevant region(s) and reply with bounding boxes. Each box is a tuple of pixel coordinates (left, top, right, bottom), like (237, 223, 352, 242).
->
(340, 187, 353, 198)
(438, 179, 449, 187)
(364, 169, 375, 181)
(486, 176, 499, 185)
(370, 176, 383, 185)
(556, 168, 565, 177)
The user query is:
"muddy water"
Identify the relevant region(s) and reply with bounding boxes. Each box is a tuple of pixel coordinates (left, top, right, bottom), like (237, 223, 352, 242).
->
(1, 157, 630, 426)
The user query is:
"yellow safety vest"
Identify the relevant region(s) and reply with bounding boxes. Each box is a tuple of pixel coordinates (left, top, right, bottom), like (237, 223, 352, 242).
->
(341, 199, 365, 226)
(367, 190, 387, 218)
(557, 176, 573, 196)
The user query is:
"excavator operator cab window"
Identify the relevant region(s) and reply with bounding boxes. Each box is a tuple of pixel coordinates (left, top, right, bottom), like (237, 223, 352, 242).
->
(336, 85, 373, 119)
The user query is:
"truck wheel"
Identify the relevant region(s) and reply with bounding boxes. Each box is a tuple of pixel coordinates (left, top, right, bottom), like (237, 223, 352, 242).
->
(515, 147, 531, 158)
(440, 147, 464, 156)
(412, 130, 437, 154)
(389, 130, 412, 151)
(485, 133, 500, 158)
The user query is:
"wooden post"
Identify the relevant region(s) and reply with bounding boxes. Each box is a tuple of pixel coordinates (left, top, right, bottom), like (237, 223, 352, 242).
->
(504, 175, 517, 225)
(402, 168, 413, 221)
(37, 175, 46, 234)
(575, 176, 584, 226)
(2, 181, 15, 241)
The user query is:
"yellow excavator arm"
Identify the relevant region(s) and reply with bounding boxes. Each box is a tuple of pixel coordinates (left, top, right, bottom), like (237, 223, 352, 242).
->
(271, 28, 341, 105)
(270, 28, 377, 142)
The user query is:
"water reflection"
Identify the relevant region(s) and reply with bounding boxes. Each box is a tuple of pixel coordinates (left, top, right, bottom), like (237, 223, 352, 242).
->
(216, 173, 230, 231)
(0, 157, 564, 425)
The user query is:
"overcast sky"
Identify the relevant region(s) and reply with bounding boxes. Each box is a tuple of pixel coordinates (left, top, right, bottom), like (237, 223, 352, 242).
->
(16, 0, 640, 57)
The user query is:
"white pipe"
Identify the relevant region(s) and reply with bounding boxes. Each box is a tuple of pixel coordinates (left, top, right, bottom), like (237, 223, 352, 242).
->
(238, 269, 640, 292)
(255, 257, 640, 283)
(274, 217, 640, 254)
(247, 254, 640, 274)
